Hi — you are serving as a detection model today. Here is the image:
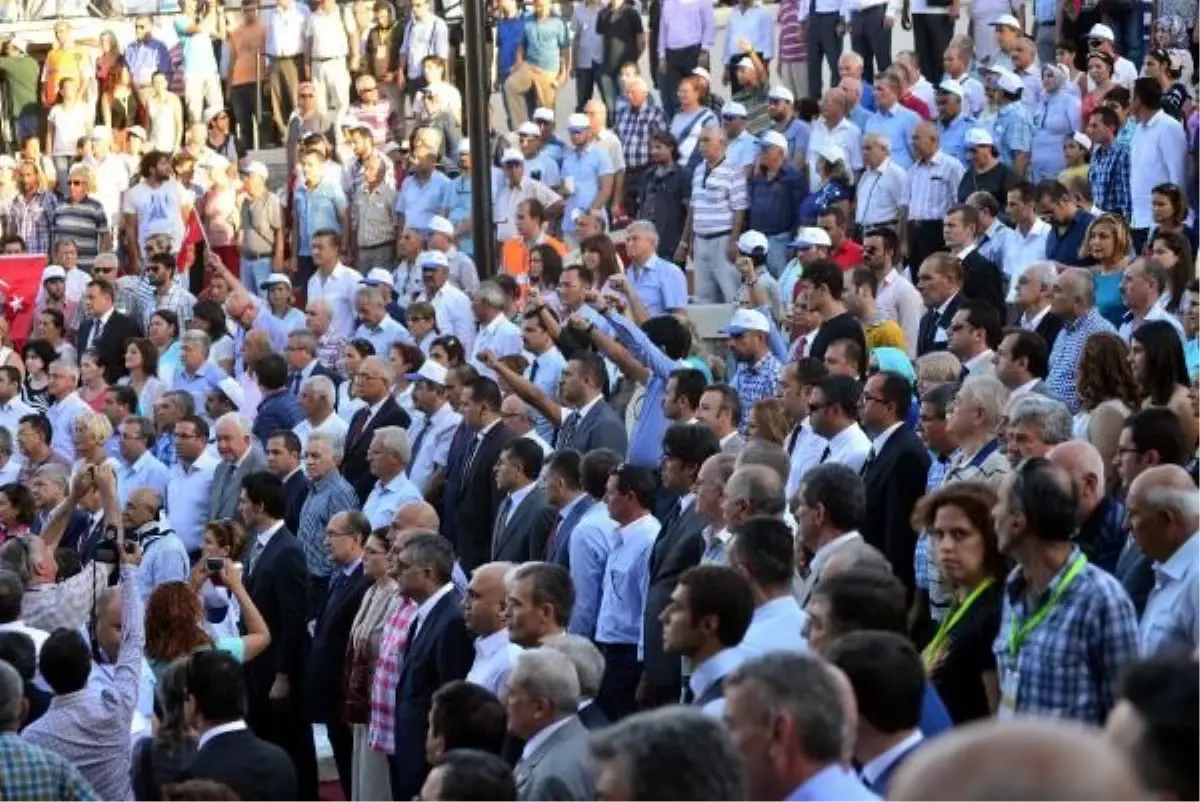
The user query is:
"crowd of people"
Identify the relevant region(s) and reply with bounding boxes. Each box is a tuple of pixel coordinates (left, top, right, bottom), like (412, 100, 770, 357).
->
(0, 0, 1195, 799)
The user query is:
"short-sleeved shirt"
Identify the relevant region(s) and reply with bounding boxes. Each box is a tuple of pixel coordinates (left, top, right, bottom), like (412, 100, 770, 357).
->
(175, 17, 218, 72)
(394, 170, 452, 232)
(51, 199, 107, 269)
(241, 192, 283, 257)
(561, 144, 614, 231)
(521, 14, 569, 72)
(122, 180, 187, 256)
(293, 179, 348, 256)
(597, 3, 644, 73)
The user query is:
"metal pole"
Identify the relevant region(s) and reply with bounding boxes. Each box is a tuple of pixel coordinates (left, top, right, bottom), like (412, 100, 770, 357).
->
(462, 0, 494, 278)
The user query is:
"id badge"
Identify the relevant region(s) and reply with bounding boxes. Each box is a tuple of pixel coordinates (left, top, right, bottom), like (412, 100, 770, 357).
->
(934, 325, 949, 344)
(997, 667, 1019, 720)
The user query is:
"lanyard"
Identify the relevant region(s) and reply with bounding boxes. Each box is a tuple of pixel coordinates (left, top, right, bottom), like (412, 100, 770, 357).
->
(921, 578, 994, 669)
(1007, 554, 1087, 657)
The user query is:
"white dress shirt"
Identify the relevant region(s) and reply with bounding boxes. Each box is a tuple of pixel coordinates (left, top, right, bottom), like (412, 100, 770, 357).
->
(466, 629, 522, 697)
(406, 402, 462, 494)
(412, 581, 455, 640)
(46, 392, 90, 461)
(0, 395, 34, 441)
(421, 282, 476, 356)
(855, 159, 907, 226)
(807, 117, 863, 188)
(785, 418, 828, 501)
(293, 412, 350, 452)
(1130, 111, 1188, 229)
(307, 264, 361, 339)
(470, 314, 524, 380)
(821, 422, 872, 473)
(861, 730, 924, 788)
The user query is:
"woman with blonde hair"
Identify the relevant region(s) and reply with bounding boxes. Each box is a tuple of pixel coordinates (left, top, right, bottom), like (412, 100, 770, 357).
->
(1081, 213, 1133, 327)
(748, 398, 791, 445)
(916, 351, 963, 397)
(71, 410, 118, 472)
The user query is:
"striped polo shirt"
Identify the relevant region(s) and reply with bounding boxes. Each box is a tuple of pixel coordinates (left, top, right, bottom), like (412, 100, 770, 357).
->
(50, 198, 107, 269)
(690, 158, 750, 236)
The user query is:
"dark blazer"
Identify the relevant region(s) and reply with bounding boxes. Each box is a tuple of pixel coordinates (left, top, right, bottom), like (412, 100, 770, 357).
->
(438, 422, 477, 545)
(389, 590, 475, 802)
(209, 447, 268, 524)
(76, 512, 108, 563)
(243, 528, 309, 707)
(492, 486, 556, 563)
(1033, 310, 1065, 355)
(252, 390, 305, 446)
(32, 508, 90, 551)
(305, 563, 371, 723)
(291, 361, 342, 393)
(281, 470, 310, 535)
(960, 250, 1006, 321)
(642, 503, 707, 691)
(861, 425, 931, 592)
(183, 727, 298, 801)
(453, 421, 516, 572)
(77, 309, 141, 384)
(808, 311, 867, 364)
(343, 396, 412, 502)
(577, 699, 609, 731)
(555, 398, 628, 457)
(546, 495, 597, 567)
(917, 295, 962, 357)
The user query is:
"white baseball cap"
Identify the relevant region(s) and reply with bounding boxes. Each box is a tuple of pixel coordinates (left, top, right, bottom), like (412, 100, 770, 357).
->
(760, 130, 789, 151)
(419, 250, 450, 270)
(128, 126, 147, 141)
(937, 79, 965, 99)
(691, 66, 712, 81)
(260, 272, 292, 290)
(216, 377, 245, 411)
(1070, 131, 1093, 151)
(566, 113, 590, 131)
(407, 359, 449, 385)
(516, 121, 541, 137)
(790, 227, 832, 249)
(360, 268, 395, 288)
(533, 107, 556, 123)
(721, 308, 771, 336)
(500, 148, 525, 164)
(737, 230, 769, 254)
(42, 265, 66, 282)
(991, 13, 1021, 28)
(994, 68, 1024, 94)
(736, 56, 756, 71)
(1087, 23, 1115, 41)
(817, 142, 847, 165)
(964, 127, 995, 148)
(202, 106, 229, 125)
(456, 139, 470, 155)
(242, 160, 269, 178)
(768, 85, 795, 103)
(721, 101, 748, 119)
(427, 215, 455, 235)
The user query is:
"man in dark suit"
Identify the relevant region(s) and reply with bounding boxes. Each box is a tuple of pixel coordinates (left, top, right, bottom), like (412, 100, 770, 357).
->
(828, 631, 927, 797)
(209, 414, 268, 524)
(944, 204, 1005, 320)
(994, 329, 1055, 399)
(252, 354, 305, 446)
(641, 423, 721, 708)
(542, 633, 610, 731)
(946, 301, 1002, 379)
(491, 438, 555, 564)
(450, 377, 514, 571)
(435, 366, 481, 545)
(77, 277, 141, 384)
(183, 649, 298, 801)
(284, 329, 342, 394)
(1011, 261, 1064, 352)
(265, 430, 308, 534)
(238, 471, 317, 799)
(343, 356, 411, 501)
(305, 510, 372, 800)
(541, 450, 599, 567)
(389, 532, 475, 800)
(859, 371, 932, 592)
(915, 253, 964, 357)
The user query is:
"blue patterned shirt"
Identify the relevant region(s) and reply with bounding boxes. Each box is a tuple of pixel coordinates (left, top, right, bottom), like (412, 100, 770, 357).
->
(153, 431, 177, 468)
(730, 352, 783, 434)
(991, 102, 1034, 168)
(1088, 143, 1132, 221)
(297, 471, 360, 577)
(994, 548, 1139, 725)
(1046, 309, 1116, 413)
(0, 733, 96, 801)
(914, 450, 954, 599)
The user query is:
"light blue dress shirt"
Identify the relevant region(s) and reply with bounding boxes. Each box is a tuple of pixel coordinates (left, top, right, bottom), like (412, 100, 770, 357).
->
(864, 106, 921, 168)
(561, 144, 614, 233)
(406, 402, 462, 495)
(608, 311, 685, 467)
(363, 472, 425, 529)
(170, 361, 228, 415)
(293, 179, 348, 256)
(1030, 89, 1082, 182)
(354, 315, 414, 357)
(738, 596, 809, 657)
(117, 451, 171, 510)
(1139, 533, 1199, 657)
(938, 113, 976, 165)
(688, 646, 746, 715)
(727, 130, 761, 171)
(626, 256, 689, 317)
(46, 392, 90, 462)
(991, 101, 1034, 169)
(135, 527, 191, 603)
(524, 347, 566, 442)
(164, 452, 218, 553)
(787, 765, 881, 801)
(395, 170, 453, 232)
(566, 500, 618, 640)
(595, 513, 658, 645)
(447, 175, 474, 256)
(526, 151, 562, 188)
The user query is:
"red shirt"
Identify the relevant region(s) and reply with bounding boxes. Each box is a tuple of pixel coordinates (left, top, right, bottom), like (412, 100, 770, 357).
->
(901, 93, 932, 121)
(830, 239, 864, 270)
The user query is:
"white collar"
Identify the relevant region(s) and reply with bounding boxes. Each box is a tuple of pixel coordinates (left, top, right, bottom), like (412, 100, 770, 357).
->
(1013, 377, 1041, 395)
(861, 730, 923, 785)
(573, 394, 602, 421)
(197, 720, 248, 750)
(520, 716, 574, 762)
(557, 492, 587, 519)
(1021, 305, 1050, 330)
(829, 422, 865, 450)
(955, 243, 977, 260)
(870, 421, 903, 455)
(677, 492, 696, 513)
(93, 307, 115, 327)
(414, 581, 455, 623)
(935, 292, 958, 317)
(869, 157, 893, 174)
(965, 349, 994, 372)
(283, 467, 302, 483)
(719, 430, 740, 448)
(474, 628, 512, 658)
(617, 513, 656, 541)
(256, 519, 286, 545)
(704, 525, 730, 548)
(476, 418, 502, 440)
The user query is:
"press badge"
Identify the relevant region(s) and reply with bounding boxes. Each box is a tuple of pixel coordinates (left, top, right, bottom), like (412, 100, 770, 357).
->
(933, 326, 949, 344)
(997, 667, 1019, 720)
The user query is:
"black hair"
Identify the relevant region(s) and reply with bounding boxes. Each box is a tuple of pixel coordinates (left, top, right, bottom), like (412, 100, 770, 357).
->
(814, 375, 862, 418)
(1130, 320, 1189, 406)
(828, 631, 925, 734)
(110, 384, 139, 415)
(874, 370, 913, 421)
(1007, 457, 1078, 542)
(642, 315, 692, 360)
(38, 628, 92, 694)
(668, 368, 707, 411)
(662, 423, 721, 472)
(729, 516, 795, 587)
(177, 414, 210, 443)
(580, 448, 622, 499)
(1118, 656, 1199, 801)
(253, 353, 289, 392)
(17, 413, 51, 444)
(430, 681, 508, 757)
(802, 259, 844, 297)
(610, 463, 657, 511)
(1124, 408, 1189, 466)
(1003, 328, 1048, 379)
(676, 565, 756, 648)
(465, 376, 502, 412)
(813, 567, 907, 637)
(433, 749, 518, 801)
(544, 449, 582, 490)
(186, 649, 246, 723)
(958, 299, 1002, 349)
(240, 471, 287, 521)
(501, 437, 545, 480)
(267, 430, 302, 457)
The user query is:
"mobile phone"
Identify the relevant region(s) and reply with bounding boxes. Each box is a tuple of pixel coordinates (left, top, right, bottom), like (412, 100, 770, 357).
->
(205, 557, 224, 574)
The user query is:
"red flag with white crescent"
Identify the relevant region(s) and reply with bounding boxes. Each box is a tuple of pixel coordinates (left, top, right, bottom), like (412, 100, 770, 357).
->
(0, 255, 48, 351)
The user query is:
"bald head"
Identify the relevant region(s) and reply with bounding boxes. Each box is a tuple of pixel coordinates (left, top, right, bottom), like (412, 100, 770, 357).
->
(822, 87, 849, 121)
(912, 121, 940, 158)
(1054, 268, 1094, 319)
(1127, 464, 1199, 561)
(890, 719, 1142, 801)
(1048, 440, 1106, 522)
(393, 501, 440, 532)
(1129, 464, 1196, 501)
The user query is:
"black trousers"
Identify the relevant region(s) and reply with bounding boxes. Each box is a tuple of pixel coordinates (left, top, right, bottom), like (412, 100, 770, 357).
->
(230, 83, 259, 154)
(661, 44, 701, 119)
(851, 3, 892, 82)
(906, 219, 946, 280)
(648, 0, 661, 86)
(596, 643, 642, 721)
(326, 719, 353, 800)
(912, 12, 954, 83)
(806, 12, 842, 98)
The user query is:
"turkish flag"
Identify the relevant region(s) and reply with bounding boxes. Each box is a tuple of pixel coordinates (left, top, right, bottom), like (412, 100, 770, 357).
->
(0, 255, 48, 351)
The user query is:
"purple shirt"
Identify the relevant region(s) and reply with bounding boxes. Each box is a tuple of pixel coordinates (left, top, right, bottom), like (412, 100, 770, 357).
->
(657, 0, 715, 56)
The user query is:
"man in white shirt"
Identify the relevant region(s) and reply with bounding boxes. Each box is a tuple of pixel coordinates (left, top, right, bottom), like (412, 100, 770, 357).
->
(993, 329, 1052, 399)
(417, 250, 476, 354)
(165, 414, 218, 557)
(947, 300, 1000, 377)
(1118, 258, 1186, 343)
(0, 366, 34, 444)
(493, 149, 563, 243)
(469, 281, 522, 380)
(306, 232, 360, 339)
(807, 86, 863, 188)
(305, 0, 352, 121)
(406, 360, 462, 493)
(807, 375, 871, 473)
(1128, 78, 1188, 248)
(863, 228, 922, 357)
(293, 375, 348, 452)
(463, 561, 522, 697)
(855, 134, 907, 232)
(1001, 183, 1052, 295)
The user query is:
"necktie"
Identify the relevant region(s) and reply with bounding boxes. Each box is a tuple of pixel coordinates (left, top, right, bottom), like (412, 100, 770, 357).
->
(818, 445, 832, 463)
(544, 512, 564, 560)
(89, 319, 104, 349)
(492, 496, 513, 555)
(289, 371, 302, 394)
(529, 358, 540, 383)
(860, 447, 877, 476)
(660, 499, 682, 533)
(786, 425, 801, 457)
(680, 684, 695, 704)
(347, 409, 369, 448)
(329, 568, 346, 597)
(405, 612, 421, 648)
(246, 537, 266, 574)
(407, 422, 430, 475)
(463, 434, 483, 476)
(557, 412, 580, 449)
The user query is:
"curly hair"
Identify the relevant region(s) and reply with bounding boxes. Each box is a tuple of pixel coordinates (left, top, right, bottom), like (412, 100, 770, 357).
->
(1076, 331, 1141, 412)
(204, 520, 246, 560)
(144, 582, 213, 664)
(910, 480, 1008, 584)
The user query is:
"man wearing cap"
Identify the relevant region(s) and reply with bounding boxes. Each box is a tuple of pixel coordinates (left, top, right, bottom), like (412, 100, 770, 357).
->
(748, 131, 803, 278)
(354, 284, 414, 356)
(204, 107, 240, 163)
(1086, 24, 1139, 89)
(516, 121, 563, 189)
(560, 115, 615, 241)
(764, 86, 809, 171)
(725, 307, 784, 421)
(807, 87, 863, 189)
(902, 122, 965, 272)
(34, 265, 79, 342)
(722, 102, 761, 172)
(425, 216, 481, 297)
(417, 249, 476, 351)
(732, 231, 784, 318)
(959, 127, 1020, 209)
(261, 273, 306, 332)
(494, 149, 563, 244)
(393, 146, 451, 235)
(405, 360, 462, 494)
(863, 73, 920, 169)
(679, 129, 749, 303)
(983, 14, 1022, 71)
(352, 154, 398, 274)
(50, 164, 109, 271)
(729, 56, 771, 135)
(933, 79, 975, 165)
(239, 161, 285, 297)
(723, 0, 773, 93)
(351, 74, 398, 149)
(502, 0, 570, 126)
(987, 68, 1033, 177)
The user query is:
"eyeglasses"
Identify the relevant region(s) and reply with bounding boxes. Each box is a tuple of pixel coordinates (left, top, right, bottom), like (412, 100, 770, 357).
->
(861, 393, 887, 405)
(69, 180, 86, 186)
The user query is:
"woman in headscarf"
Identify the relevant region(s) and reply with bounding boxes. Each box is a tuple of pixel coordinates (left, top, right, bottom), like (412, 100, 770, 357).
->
(1030, 63, 1081, 182)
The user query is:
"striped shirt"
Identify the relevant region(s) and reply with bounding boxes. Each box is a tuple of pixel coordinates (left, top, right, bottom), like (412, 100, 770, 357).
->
(690, 158, 750, 235)
(1047, 308, 1116, 413)
(902, 150, 965, 221)
(776, 0, 806, 62)
(297, 472, 360, 577)
(51, 198, 107, 270)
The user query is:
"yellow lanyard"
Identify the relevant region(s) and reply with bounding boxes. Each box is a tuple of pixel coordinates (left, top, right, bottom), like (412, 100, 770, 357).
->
(1007, 554, 1088, 657)
(921, 578, 995, 670)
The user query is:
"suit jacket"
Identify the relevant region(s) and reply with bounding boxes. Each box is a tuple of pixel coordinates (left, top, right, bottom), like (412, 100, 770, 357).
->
(77, 310, 141, 384)
(305, 563, 371, 723)
(960, 250, 1006, 320)
(453, 422, 516, 571)
(556, 399, 628, 457)
(184, 728, 298, 801)
(916, 295, 962, 357)
(253, 390, 305, 446)
(1033, 310, 1065, 355)
(390, 591, 474, 801)
(438, 423, 477, 544)
(281, 470, 309, 535)
(243, 528, 309, 706)
(493, 486, 556, 563)
(291, 361, 342, 394)
(515, 716, 596, 802)
(861, 426, 931, 591)
(343, 397, 412, 502)
(577, 699, 609, 731)
(209, 447, 268, 524)
(643, 503, 707, 689)
(546, 496, 597, 567)
(795, 531, 864, 608)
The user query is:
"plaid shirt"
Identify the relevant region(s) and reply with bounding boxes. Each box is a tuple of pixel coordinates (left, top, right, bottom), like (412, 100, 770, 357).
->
(297, 472, 360, 577)
(1088, 143, 1132, 221)
(615, 102, 668, 170)
(1047, 309, 1116, 413)
(144, 282, 196, 331)
(368, 596, 418, 754)
(21, 562, 109, 632)
(0, 733, 97, 801)
(317, 330, 348, 372)
(730, 353, 783, 434)
(994, 547, 1139, 725)
(914, 449, 954, 600)
(8, 191, 58, 254)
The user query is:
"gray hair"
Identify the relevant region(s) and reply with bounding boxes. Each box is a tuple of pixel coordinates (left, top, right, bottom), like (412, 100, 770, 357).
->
(161, 390, 195, 417)
(587, 707, 747, 800)
(93, 252, 119, 270)
(397, 531, 455, 583)
(1144, 485, 1200, 521)
(53, 361, 80, 382)
(305, 431, 344, 462)
(541, 634, 605, 698)
(1008, 394, 1073, 445)
(795, 463, 865, 532)
(33, 464, 70, 492)
(474, 281, 506, 310)
(355, 285, 385, 306)
(509, 648, 580, 715)
(735, 440, 791, 486)
(361, 355, 395, 387)
(725, 465, 786, 517)
(121, 415, 156, 447)
(625, 220, 659, 244)
(287, 329, 318, 357)
(0, 659, 22, 732)
(624, 75, 649, 93)
(1020, 261, 1058, 289)
(301, 374, 336, 409)
(372, 426, 412, 463)
(955, 375, 1011, 431)
(838, 51, 864, 70)
(725, 652, 846, 764)
(180, 329, 211, 353)
(823, 540, 893, 577)
(306, 298, 332, 318)
(215, 412, 252, 439)
(863, 132, 891, 154)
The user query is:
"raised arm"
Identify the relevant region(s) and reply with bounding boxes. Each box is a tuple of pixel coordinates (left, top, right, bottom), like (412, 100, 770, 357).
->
(570, 312, 650, 384)
(221, 559, 272, 663)
(479, 349, 564, 425)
